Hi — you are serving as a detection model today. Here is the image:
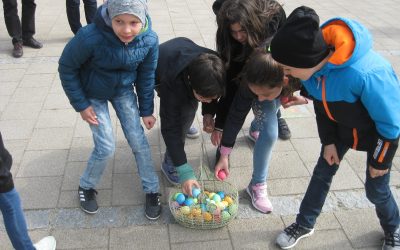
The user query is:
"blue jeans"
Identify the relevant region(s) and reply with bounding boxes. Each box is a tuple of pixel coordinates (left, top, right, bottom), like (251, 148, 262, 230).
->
(249, 99, 280, 185)
(0, 188, 35, 250)
(66, 0, 97, 34)
(297, 143, 400, 233)
(80, 90, 159, 193)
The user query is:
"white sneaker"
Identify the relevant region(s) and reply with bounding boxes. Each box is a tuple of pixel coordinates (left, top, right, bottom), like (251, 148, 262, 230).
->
(33, 236, 56, 250)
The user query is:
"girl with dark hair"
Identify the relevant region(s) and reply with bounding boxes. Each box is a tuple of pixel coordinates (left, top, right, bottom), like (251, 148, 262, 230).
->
(203, 0, 293, 213)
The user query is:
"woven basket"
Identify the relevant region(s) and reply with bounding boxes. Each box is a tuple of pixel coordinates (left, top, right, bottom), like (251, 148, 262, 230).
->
(168, 180, 239, 229)
(168, 144, 239, 229)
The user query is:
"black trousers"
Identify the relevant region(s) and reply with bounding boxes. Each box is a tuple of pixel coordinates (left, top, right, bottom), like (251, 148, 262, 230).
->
(66, 0, 97, 34)
(2, 0, 36, 44)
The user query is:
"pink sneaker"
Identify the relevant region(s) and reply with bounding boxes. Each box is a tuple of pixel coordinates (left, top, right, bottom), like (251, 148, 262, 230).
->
(246, 183, 273, 213)
(248, 130, 259, 143)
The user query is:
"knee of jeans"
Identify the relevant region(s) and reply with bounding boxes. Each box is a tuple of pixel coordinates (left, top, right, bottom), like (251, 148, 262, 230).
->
(365, 183, 391, 205)
(94, 144, 115, 159)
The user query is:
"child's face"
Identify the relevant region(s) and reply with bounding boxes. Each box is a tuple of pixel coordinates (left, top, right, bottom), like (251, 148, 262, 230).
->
(248, 84, 283, 102)
(281, 64, 314, 81)
(111, 14, 143, 43)
(193, 90, 218, 103)
(230, 22, 248, 45)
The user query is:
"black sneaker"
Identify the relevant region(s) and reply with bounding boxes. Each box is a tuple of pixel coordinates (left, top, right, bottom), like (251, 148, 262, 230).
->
(22, 37, 43, 49)
(145, 193, 162, 220)
(383, 227, 400, 250)
(78, 186, 98, 214)
(278, 118, 291, 140)
(276, 222, 314, 249)
(12, 42, 23, 58)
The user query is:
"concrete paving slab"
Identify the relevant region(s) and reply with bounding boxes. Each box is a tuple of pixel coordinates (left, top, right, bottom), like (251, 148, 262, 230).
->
(52, 228, 109, 249)
(17, 149, 68, 177)
(27, 127, 74, 150)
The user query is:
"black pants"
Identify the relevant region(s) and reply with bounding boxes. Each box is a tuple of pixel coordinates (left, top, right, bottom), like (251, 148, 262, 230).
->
(66, 0, 97, 34)
(2, 0, 36, 44)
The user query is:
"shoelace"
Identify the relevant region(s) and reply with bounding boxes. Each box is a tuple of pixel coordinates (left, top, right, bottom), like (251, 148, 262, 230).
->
(284, 223, 303, 239)
(385, 231, 400, 247)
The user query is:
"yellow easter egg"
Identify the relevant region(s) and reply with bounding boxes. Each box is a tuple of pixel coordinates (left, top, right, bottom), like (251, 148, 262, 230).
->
(222, 200, 229, 207)
(191, 208, 202, 217)
(208, 192, 216, 199)
(180, 206, 190, 215)
(203, 212, 212, 222)
(224, 196, 233, 205)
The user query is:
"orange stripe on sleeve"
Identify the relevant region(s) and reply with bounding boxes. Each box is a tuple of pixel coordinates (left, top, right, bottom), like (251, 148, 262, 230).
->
(352, 128, 358, 149)
(378, 142, 390, 163)
(322, 78, 336, 122)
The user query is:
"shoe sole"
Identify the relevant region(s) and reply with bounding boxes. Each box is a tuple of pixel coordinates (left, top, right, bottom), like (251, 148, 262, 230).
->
(145, 213, 161, 220)
(161, 166, 180, 186)
(278, 228, 314, 249)
(246, 186, 273, 214)
(80, 206, 98, 214)
(186, 133, 200, 139)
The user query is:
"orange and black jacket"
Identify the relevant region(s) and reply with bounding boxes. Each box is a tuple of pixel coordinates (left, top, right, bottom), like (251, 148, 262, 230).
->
(303, 18, 400, 170)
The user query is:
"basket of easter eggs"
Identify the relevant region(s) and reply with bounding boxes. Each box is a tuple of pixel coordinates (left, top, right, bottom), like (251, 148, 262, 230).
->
(169, 179, 239, 229)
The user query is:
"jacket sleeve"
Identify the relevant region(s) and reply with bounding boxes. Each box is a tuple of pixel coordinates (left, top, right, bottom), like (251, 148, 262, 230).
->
(359, 69, 400, 170)
(214, 79, 239, 130)
(160, 81, 189, 166)
(220, 85, 253, 148)
(135, 35, 159, 117)
(58, 33, 92, 112)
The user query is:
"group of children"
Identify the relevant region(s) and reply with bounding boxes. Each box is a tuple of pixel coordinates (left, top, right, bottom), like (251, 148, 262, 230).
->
(2, 0, 399, 249)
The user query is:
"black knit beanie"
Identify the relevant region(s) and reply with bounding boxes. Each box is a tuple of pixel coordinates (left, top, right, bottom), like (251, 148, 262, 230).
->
(271, 6, 330, 68)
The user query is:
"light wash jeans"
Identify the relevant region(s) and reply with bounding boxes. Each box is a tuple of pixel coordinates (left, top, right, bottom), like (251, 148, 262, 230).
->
(249, 99, 280, 185)
(80, 90, 159, 193)
(0, 188, 35, 250)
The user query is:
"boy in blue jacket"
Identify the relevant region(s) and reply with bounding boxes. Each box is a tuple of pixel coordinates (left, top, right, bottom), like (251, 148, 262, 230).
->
(58, 0, 161, 220)
(270, 6, 400, 249)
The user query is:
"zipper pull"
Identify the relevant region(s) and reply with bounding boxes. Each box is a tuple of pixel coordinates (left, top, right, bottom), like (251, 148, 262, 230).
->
(317, 77, 321, 89)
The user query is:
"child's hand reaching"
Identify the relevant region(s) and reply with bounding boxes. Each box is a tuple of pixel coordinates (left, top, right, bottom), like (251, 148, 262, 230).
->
(142, 115, 156, 130)
(281, 95, 309, 108)
(203, 114, 215, 133)
(182, 179, 201, 196)
(214, 155, 230, 181)
(211, 130, 222, 146)
(80, 106, 99, 125)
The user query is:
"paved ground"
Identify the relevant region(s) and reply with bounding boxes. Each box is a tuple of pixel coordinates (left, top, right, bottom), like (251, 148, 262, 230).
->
(0, 0, 400, 249)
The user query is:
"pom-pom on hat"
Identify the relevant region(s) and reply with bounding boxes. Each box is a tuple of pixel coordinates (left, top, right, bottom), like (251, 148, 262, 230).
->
(271, 6, 330, 68)
(107, 0, 147, 24)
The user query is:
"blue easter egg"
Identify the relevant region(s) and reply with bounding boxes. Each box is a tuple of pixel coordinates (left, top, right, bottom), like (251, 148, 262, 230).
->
(217, 191, 225, 199)
(200, 203, 207, 211)
(176, 193, 186, 204)
(192, 188, 201, 198)
(184, 197, 194, 206)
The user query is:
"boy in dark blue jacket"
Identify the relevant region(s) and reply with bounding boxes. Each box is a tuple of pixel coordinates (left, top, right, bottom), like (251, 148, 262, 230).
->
(59, 0, 161, 220)
(157, 37, 225, 196)
(270, 6, 400, 249)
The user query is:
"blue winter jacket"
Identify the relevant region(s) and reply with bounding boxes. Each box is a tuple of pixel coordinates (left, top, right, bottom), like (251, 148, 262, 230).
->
(302, 18, 400, 170)
(58, 4, 158, 117)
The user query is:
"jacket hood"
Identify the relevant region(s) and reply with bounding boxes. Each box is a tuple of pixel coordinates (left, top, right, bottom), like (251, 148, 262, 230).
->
(316, 17, 372, 76)
(94, 4, 152, 45)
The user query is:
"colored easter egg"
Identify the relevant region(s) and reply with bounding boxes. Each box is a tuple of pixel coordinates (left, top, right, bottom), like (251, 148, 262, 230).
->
(184, 197, 194, 206)
(200, 203, 207, 211)
(212, 194, 221, 203)
(208, 192, 216, 199)
(223, 196, 233, 205)
(176, 193, 186, 204)
(216, 201, 226, 210)
(192, 188, 201, 198)
(180, 206, 190, 215)
(170, 201, 180, 209)
(203, 212, 212, 222)
(217, 169, 227, 180)
(216, 191, 225, 199)
(193, 198, 198, 204)
(206, 203, 218, 213)
(228, 204, 238, 215)
(173, 192, 183, 200)
(222, 211, 231, 221)
(191, 208, 202, 217)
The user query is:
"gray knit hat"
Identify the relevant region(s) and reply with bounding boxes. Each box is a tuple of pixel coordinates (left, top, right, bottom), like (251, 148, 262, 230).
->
(107, 0, 147, 24)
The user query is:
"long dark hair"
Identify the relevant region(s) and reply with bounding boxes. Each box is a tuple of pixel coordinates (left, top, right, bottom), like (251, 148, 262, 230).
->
(215, 0, 285, 66)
